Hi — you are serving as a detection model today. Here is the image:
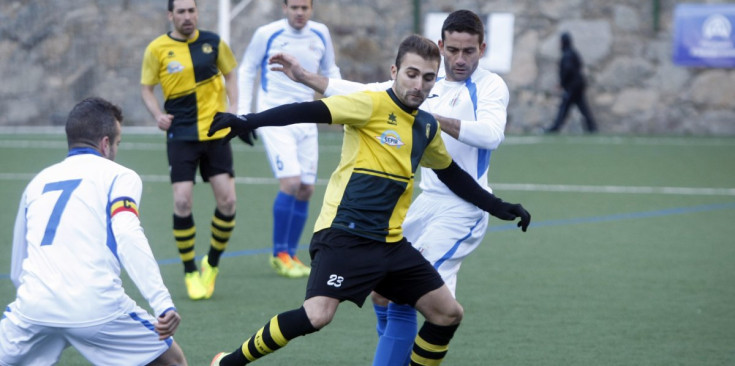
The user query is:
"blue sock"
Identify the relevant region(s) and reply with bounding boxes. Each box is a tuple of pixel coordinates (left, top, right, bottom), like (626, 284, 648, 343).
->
(372, 303, 417, 366)
(272, 192, 295, 256)
(287, 199, 308, 256)
(373, 303, 388, 337)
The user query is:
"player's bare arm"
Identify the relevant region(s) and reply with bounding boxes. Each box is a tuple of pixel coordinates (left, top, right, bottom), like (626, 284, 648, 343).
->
(140, 84, 173, 131)
(268, 52, 329, 94)
(432, 113, 461, 139)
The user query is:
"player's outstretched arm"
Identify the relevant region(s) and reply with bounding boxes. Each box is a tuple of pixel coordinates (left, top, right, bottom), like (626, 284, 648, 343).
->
(433, 161, 531, 231)
(269, 52, 329, 94)
(208, 100, 333, 144)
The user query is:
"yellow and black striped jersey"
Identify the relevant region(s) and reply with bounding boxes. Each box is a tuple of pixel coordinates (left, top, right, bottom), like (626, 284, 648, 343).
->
(314, 89, 453, 242)
(141, 30, 237, 141)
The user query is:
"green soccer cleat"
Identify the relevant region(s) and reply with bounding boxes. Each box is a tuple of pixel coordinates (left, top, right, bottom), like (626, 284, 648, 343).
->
(184, 271, 207, 300)
(291, 255, 311, 277)
(269, 252, 303, 278)
(200, 255, 219, 299)
(210, 352, 227, 366)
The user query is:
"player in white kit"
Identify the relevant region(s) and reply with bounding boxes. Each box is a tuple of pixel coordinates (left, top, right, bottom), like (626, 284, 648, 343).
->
(0, 98, 187, 366)
(238, 0, 341, 278)
(267, 10, 510, 365)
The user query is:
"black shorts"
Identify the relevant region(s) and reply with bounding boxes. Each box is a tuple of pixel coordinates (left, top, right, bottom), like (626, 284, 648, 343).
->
(167, 139, 234, 183)
(305, 228, 444, 307)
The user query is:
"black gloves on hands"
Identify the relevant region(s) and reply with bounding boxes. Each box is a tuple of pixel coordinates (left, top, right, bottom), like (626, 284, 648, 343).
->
(208, 112, 258, 146)
(490, 201, 531, 232)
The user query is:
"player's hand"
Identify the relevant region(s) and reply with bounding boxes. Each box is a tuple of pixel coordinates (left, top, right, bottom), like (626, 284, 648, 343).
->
(489, 202, 531, 232)
(208, 112, 258, 145)
(155, 309, 182, 340)
(268, 52, 305, 83)
(156, 114, 174, 131)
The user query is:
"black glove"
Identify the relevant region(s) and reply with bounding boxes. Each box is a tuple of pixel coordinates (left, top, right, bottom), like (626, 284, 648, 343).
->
(489, 202, 531, 232)
(208, 112, 258, 146)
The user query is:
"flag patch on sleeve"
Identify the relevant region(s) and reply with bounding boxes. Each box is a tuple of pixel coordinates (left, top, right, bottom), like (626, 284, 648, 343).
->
(110, 197, 139, 217)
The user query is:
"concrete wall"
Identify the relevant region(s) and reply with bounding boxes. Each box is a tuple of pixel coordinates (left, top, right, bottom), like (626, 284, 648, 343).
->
(1, 0, 733, 135)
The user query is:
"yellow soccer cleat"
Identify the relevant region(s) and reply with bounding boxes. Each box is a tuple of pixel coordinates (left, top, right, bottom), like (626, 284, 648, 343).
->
(210, 352, 227, 366)
(184, 271, 207, 300)
(269, 252, 302, 278)
(291, 255, 311, 277)
(200, 255, 219, 299)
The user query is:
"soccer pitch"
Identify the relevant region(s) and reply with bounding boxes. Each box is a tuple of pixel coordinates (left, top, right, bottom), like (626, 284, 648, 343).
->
(1, 130, 734, 365)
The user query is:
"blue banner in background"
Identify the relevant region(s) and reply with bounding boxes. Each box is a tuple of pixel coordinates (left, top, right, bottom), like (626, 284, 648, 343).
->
(672, 4, 735, 68)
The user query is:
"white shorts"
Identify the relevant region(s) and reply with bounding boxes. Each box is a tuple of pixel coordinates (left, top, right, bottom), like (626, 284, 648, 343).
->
(258, 124, 318, 184)
(403, 191, 489, 297)
(0, 305, 172, 366)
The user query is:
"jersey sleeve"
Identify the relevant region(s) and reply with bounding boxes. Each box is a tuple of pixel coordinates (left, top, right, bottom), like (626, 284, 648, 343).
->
(237, 28, 268, 115)
(109, 170, 175, 316)
(456, 74, 509, 150)
(318, 26, 342, 79)
(324, 79, 391, 97)
(321, 92, 375, 126)
(10, 190, 29, 288)
(217, 39, 238, 76)
(420, 126, 453, 170)
(140, 43, 161, 86)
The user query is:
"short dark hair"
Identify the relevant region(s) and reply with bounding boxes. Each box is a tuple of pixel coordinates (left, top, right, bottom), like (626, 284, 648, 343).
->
(441, 9, 485, 44)
(283, 0, 313, 5)
(65, 97, 123, 149)
(394, 34, 441, 70)
(168, 0, 196, 12)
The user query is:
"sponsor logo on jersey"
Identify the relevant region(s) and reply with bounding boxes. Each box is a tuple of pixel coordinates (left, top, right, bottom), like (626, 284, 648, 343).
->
(375, 130, 405, 148)
(110, 197, 139, 218)
(202, 43, 213, 54)
(167, 61, 184, 74)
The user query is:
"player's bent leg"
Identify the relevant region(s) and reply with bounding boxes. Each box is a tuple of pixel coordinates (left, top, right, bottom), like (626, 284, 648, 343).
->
(371, 291, 390, 337)
(373, 302, 417, 366)
(410, 286, 463, 365)
(213, 303, 324, 365)
(148, 340, 187, 366)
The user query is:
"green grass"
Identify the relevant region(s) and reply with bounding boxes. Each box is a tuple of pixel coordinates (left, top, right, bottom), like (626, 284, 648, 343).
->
(1, 131, 734, 365)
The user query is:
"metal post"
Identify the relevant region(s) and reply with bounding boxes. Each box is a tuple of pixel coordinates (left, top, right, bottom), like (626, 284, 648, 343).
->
(219, 0, 230, 44)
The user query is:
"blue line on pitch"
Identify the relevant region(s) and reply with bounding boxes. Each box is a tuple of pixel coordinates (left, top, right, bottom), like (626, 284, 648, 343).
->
(1, 202, 734, 279)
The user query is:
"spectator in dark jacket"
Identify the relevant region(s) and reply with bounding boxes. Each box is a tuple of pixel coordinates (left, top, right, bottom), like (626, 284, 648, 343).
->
(546, 32, 597, 133)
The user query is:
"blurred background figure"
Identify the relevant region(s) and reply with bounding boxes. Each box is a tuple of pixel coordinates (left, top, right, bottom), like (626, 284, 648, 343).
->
(237, 0, 341, 279)
(546, 32, 597, 134)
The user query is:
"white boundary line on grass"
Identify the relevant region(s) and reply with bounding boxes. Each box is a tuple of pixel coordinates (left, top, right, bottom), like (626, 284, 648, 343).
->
(1, 172, 733, 196)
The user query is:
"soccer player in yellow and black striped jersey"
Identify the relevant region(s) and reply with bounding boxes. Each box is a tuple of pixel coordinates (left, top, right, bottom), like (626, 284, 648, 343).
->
(141, 0, 238, 301)
(208, 35, 531, 366)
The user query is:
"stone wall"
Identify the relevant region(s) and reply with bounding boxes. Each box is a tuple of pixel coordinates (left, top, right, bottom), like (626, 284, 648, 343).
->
(1, 0, 733, 135)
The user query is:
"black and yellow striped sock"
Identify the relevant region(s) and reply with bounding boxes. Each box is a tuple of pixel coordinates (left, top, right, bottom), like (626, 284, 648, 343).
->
(208, 209, 235, 267)
(173, 214, 197, 273)
(219, 307, 317, 365)
(410, 322, 460, 366)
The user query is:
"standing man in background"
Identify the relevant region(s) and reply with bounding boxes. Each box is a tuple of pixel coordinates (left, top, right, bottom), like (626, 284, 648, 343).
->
(238, 0, 341, 278)
(268, 10, 512, 365)
(545, 32, 597, 134)
(0, 97, 187, 366)
(141, 0, 239, 300)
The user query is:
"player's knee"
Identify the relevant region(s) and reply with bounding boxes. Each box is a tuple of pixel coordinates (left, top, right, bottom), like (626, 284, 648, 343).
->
(306, 310, 334, 330)
(448, 302, 464, 325)
(370, 292, 389, 307)
(217, 196, 236, 215)
(173, 198, 192, 215)
(150, 341, 187, 366)
(297, 184, 314, 200)
(430, 300, 463, 326)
